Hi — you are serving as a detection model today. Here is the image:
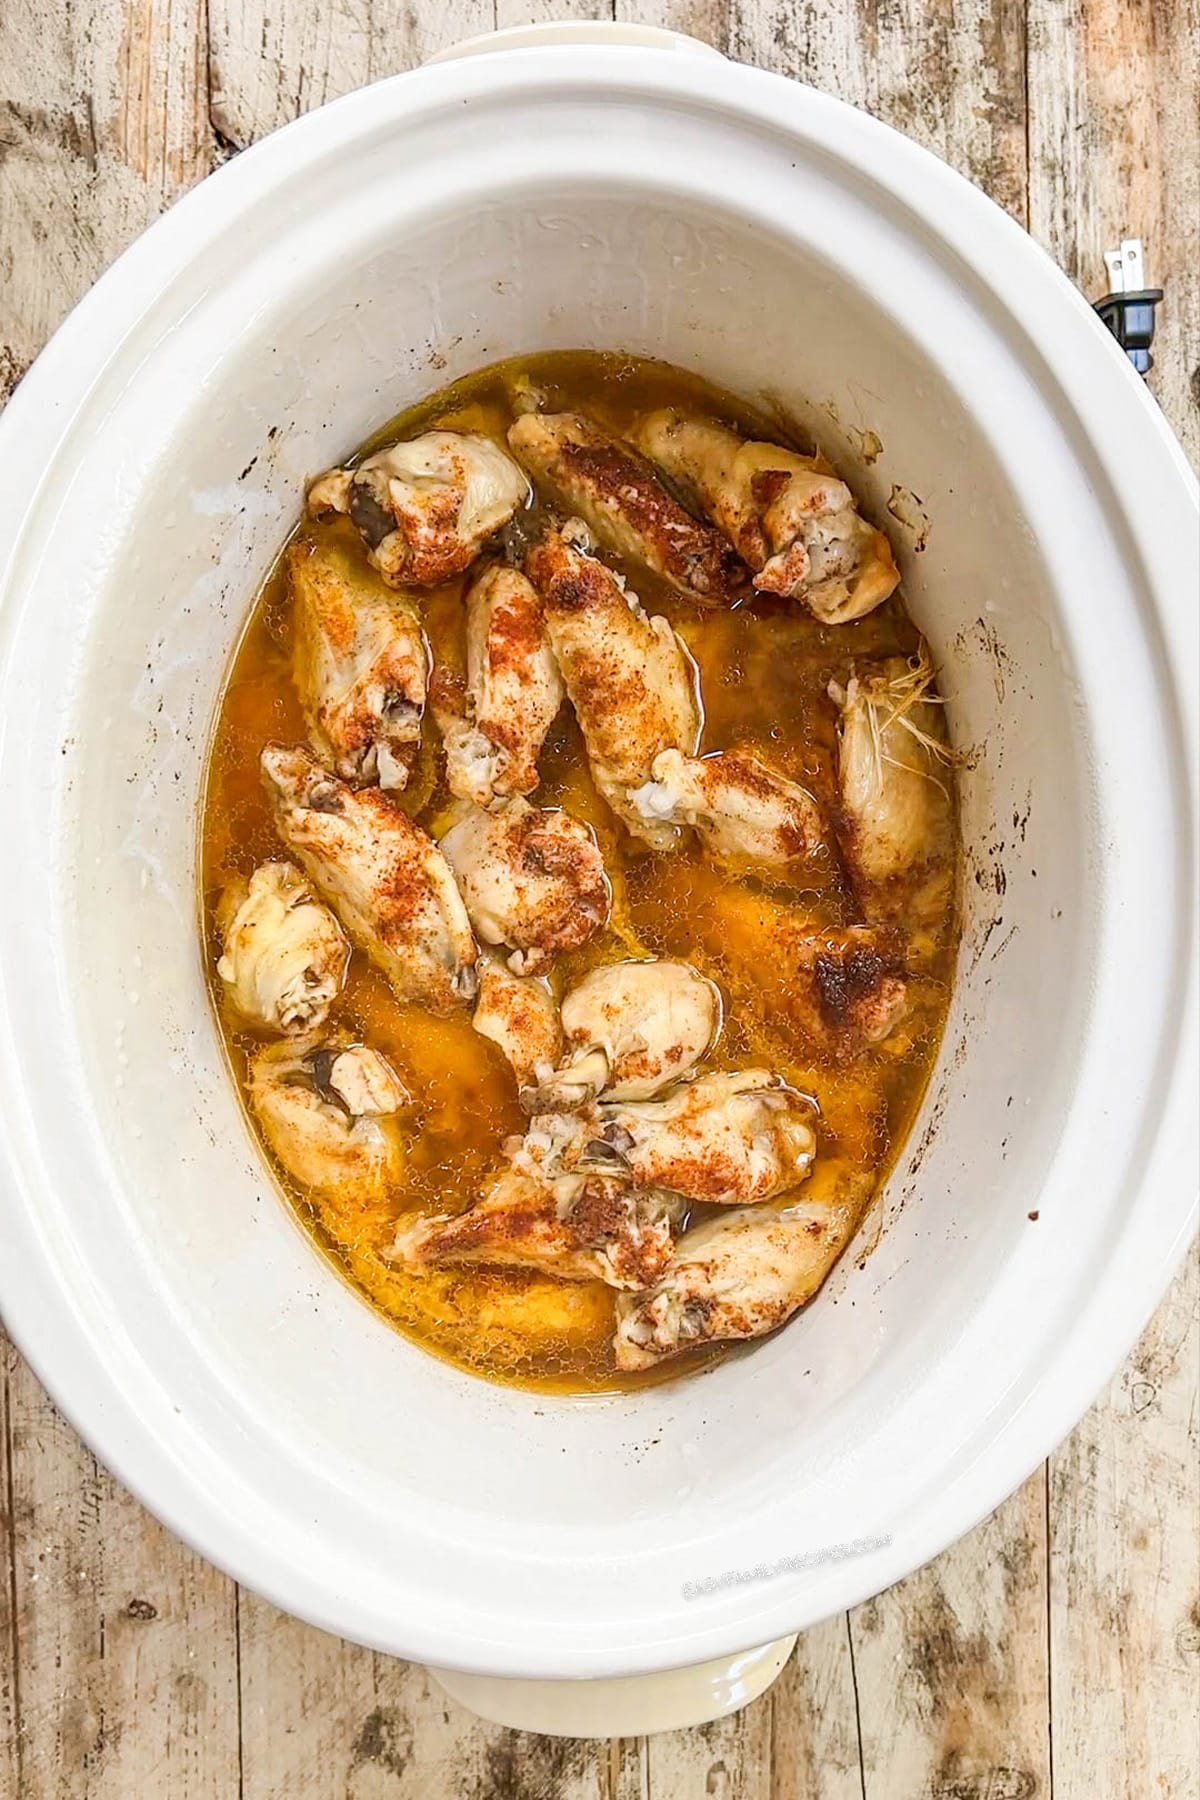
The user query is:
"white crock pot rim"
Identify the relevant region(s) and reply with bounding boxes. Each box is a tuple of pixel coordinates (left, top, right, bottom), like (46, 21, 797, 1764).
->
(0, 49, 1195, 1679)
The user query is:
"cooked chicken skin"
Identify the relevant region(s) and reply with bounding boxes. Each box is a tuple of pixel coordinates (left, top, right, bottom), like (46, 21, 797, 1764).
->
(613, 1200, 847, 1370)
(388, 1167, 684, 1290)
(248, 1036, 409, 1204)
(525, 1069, 816, 1205)
(525, 958, 721, 1113)
(635, 411, 899, 623)
(308, 432, 528, 588)
(289, 533, 428, 790)
(523, 524, 700, 848)
(830, 651, 952, 886)
(630, 747, 827, 874)
(507, 410, 745, 604)
(431, 563, 564, 806)
(438, 797, 610, 976)
(472, 953, 563, 1089)
(261, 743, 477, 1013)
(217, 861, 349, 1035)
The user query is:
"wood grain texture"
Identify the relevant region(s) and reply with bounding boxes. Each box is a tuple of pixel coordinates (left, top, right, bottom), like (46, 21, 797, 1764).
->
(1, 3, 1198, 1797)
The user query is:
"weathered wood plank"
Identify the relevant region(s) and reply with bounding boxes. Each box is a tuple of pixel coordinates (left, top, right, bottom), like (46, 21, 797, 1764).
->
(496, 0, 618, 25)
(1048, 1244, 1200, 1800)
(849, 1474, 1050, 1800)
(0, 1341, 21, 1799)
(206, 0, 494, 149)
(1028, 0, 1200, 462)
(3, 1342, 240, 1800)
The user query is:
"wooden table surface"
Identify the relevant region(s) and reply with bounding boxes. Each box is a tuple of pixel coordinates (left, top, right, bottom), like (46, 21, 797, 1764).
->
(1, 3, 1197, 1795)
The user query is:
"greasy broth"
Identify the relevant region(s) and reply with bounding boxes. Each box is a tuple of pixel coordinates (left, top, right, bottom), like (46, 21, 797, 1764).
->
(201, 351, 959, 1393)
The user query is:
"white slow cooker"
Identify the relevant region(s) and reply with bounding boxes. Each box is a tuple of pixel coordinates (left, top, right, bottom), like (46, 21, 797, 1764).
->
(0, 25, 1195, 1736)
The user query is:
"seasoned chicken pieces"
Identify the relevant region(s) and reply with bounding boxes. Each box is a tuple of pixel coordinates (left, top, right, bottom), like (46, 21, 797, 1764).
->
(249, 1036, 409, 1204)
(613, 1201, 846, 1370)
(389, 1167, 683, 1290)
(526, 958, 721, 1113)
(308, 432, 528, 588)
(261, 743, 477, 1013)
(439, 797, 610, 976)
(289, 533, 428, 790)
(524, 524, 700, 848)
(472, 953, 563, 1089)
(507, 410, 745, 604)
(830, 651, 952, 886)
(630, 747, 827, 875)
(217, 861, 348, 1035)
(525, 1069, 816, 1205)
(431, 563, 563, 805)
(635, 411, 899, 623)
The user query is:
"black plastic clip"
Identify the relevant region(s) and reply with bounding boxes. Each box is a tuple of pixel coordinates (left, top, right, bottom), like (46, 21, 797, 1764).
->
(1094, 239, 1163, 376)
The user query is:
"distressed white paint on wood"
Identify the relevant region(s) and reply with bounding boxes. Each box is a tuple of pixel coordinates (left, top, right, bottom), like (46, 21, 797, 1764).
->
(1048, 1245, 1200, 1800)
(1, 2, 1198, 1796)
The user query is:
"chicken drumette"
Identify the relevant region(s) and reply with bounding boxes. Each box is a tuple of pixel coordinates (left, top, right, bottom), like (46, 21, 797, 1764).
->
(830, 650, 953, 889)
(249, 1036, 409, 1204)
(635, 410, 899, 623)
(523, 523, 700, 848)
(289, 532, 428, 791)
(438, 797, 610, 976)
(507, 410, 745, 604)
(630, 746, 828, 876)
(308, 431, 528, 588)
(520, 1069, 816, 1206)
(431, 563, 564, 806)
(388, 1167, 684, 1290)
(472, 953, 563, 1091)
(525, 958, 721, 1113)
(261, 743, 477, 1013)
(216, 861, 349, 1035)
(613, 1200, 850, 1370)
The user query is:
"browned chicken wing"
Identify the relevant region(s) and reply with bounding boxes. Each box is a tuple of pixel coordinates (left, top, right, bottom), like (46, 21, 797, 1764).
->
(517, 1069, 816, 1206)
(216, 861, 349, 1035)
(249, 1036, 410, 1204)
(523, 523, 700, 848)
(261, 743, 477, 1013)
(525, 958, 721, 1113)
(630, 746, 828, 875)
(289, 532, 428, 790)
(635, 410, 899, 623)
(431, 563, 564, 806)
(472, 954, 563, 1090)
(614, 1200, 850, 1370)
(439, 797, 610, 976)
(507, 410, 745, 603)
(308, 431, 528, 587)
(388, 1167, 684, 1290)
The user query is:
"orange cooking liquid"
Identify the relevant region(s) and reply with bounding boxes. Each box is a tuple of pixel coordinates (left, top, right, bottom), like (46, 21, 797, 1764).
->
(200, 351, 959, 1392)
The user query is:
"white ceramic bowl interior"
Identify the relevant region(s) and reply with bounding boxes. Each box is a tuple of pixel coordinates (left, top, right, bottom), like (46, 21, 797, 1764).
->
(0, 50, 1195, 1679)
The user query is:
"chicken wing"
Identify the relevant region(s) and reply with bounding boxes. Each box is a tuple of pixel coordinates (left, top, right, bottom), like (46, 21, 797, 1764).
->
(629, 747, 828, 875)
(472, 953, 563, 1089)
(248, 1036, 409, 1204)
(524, 958, 721, 1113)
(261, 743, 477, 1012)
(308, 431, 528, 588)
(430, 563, 564, 805)
(613, 1200, 849, 1370)
(528, 1069, 816, 1205)
(216, 861, 349, 1035)
(438, 797, 610, 976)
(289, 532, 428, 790)
(830, 650, 952, 886)
(507, 410, 745, 604)
(635, 410, 899, 623)
(523, 524, 700, 848)
(388, 1167, 684, 1290)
